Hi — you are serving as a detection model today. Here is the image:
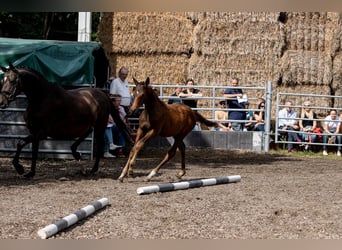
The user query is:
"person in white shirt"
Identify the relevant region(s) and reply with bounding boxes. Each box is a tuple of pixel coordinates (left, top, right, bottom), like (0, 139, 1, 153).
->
(110, 67, 131, 113)
(322, 110, 341, 156)
(278, 100, 301, 153)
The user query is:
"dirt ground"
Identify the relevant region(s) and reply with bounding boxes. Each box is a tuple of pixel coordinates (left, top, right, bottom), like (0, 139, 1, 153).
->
(0, 147, 341, 239)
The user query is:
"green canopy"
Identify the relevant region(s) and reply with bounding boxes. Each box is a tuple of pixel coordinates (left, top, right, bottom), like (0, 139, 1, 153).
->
(0, 38, 101, 86)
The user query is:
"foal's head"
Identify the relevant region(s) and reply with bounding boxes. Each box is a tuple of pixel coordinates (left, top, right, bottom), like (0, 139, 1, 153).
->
(0, 63, 21, 108)
(129, 77, 159, 115)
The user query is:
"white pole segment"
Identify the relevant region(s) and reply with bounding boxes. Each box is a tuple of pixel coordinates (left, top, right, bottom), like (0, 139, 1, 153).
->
(137, 175, 241, 195)
(37, 198, 109, 239)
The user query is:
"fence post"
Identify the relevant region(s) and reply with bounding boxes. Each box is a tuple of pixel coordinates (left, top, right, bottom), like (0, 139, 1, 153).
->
(264, 81, 272, 152)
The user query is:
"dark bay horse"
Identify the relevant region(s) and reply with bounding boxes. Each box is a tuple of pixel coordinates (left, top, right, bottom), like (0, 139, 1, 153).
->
(118, 77, 220, 182)
(0, 63, 128, 178)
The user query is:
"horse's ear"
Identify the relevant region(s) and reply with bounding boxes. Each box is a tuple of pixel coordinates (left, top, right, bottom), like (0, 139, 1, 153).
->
(0, 66, 7, 73)
(145, 77, 150, 86)
(133, 77, 139, 85)
(9, 62, 15, 69)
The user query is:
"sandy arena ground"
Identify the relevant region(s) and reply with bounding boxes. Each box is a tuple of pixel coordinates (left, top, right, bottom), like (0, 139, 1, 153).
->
(0, 148, 341, 239)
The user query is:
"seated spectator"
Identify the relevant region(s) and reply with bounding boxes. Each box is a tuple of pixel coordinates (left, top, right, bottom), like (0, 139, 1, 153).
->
(322, 110, 341, 156)
(214, 100, 231, 131)
(107, 94, 132, 158)
(298, 100, 318, 152)
(168, 87, 183, 104)
(278, 100, 301, 153)
(244, 101, 255, 131)
(253, 100, 266, 132)
(104, 114, 123, 158)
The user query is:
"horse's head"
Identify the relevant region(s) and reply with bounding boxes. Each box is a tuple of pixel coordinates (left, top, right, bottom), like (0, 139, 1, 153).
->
(0, 63, 21, 109)
(129, 77, 153, 116)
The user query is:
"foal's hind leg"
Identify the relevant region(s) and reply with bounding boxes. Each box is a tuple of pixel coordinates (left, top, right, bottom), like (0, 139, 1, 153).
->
(12, 134, 34, 175)
(146, 140, 181, 181)
(176, 141, 186, 179)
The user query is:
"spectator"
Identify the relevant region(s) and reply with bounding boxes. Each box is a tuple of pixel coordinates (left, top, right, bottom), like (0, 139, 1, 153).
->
(253, 100, 266, 132)
(168, 87, 183, 104)
(244, 101, 255, 131)
(110, 66, 131, 114)
(278, 100, 301, 153)
(223, 77, 247, 131)
(214, 100, 231, 131)
(322, 110, 341, 156)
(103, 114, 123, 158)
(179, 79, 203, 131)
(179, 79, 202, 108)
(298, 100, 318, 152)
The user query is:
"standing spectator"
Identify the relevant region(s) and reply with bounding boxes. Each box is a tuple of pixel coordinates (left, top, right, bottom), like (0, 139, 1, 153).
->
(110, 66, 131, 114)
(168, 87, 183, 104)
(223, 77, 246, 131)
(110, 94, 132, 157)
(278, 100, 301, 153)
(322, 110, 341, 156)
(298, 100, 318, 151)
(179, 79, 202, 108)
(253, 100, 266, 132)
(179, 79, 203, 131)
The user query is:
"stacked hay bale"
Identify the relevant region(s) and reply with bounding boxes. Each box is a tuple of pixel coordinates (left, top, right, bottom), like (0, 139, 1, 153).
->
(98, 12, 342, 120)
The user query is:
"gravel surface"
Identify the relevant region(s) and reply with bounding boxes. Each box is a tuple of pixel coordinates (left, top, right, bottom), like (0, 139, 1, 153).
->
(0, 148, 341, 239)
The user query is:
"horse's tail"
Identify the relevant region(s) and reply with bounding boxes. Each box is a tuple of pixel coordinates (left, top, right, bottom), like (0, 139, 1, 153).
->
(193, 111, 218, 127)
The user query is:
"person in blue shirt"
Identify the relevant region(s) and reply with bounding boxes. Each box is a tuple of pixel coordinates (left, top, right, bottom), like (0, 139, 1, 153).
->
(223, 77, 247, 131)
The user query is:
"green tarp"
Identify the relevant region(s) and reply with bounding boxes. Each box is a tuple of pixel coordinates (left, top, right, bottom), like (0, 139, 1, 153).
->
(0, 38, 101, 86)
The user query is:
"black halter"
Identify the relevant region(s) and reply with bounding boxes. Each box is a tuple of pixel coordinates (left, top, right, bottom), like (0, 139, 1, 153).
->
(1, 75, 19, 101)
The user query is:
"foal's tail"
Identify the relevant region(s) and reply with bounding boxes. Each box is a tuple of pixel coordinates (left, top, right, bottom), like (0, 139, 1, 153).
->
(193, 111, 219, 128)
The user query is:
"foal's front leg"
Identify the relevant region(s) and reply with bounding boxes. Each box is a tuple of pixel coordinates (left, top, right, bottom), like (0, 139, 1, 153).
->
(118, 129, 155, 182)
(12, 134, 34, 175)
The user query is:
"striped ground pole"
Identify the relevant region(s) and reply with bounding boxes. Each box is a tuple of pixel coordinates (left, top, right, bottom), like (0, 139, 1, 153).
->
(137, 175, 241, 195)
(37, 197, 109, 239)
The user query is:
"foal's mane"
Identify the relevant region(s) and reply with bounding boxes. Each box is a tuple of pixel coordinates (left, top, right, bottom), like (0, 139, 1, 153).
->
(145, 84, 166, 108)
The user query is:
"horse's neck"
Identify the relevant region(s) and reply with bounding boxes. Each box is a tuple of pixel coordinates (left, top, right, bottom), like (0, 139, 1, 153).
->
(20, 71, 52, 101)
(145, 96, 166, 118)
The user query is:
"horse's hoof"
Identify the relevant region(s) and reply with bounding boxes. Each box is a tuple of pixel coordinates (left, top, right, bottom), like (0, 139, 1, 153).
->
(72, 152, 81, 161)
(23, 172, 35, 179)
(118, 177, 124, 183)
(13, 163, 25, 175)
(176, 172, 185, 179)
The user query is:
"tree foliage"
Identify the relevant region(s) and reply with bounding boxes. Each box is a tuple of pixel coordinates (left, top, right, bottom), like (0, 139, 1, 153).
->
(0, 12, 100, 41)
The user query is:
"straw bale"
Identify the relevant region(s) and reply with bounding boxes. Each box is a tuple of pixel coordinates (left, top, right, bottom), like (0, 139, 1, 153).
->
(193, 12, 283, 57)
(108, 54, 189, 86)
(279, 50, 332, 86)
(284, 12, 329, 52)
(332, 51, 342, 108)
(101, 12, 193, 54)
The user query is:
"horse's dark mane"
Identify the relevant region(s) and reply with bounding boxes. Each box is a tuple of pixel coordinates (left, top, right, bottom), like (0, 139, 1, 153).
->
(18, 67, 50, 83)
